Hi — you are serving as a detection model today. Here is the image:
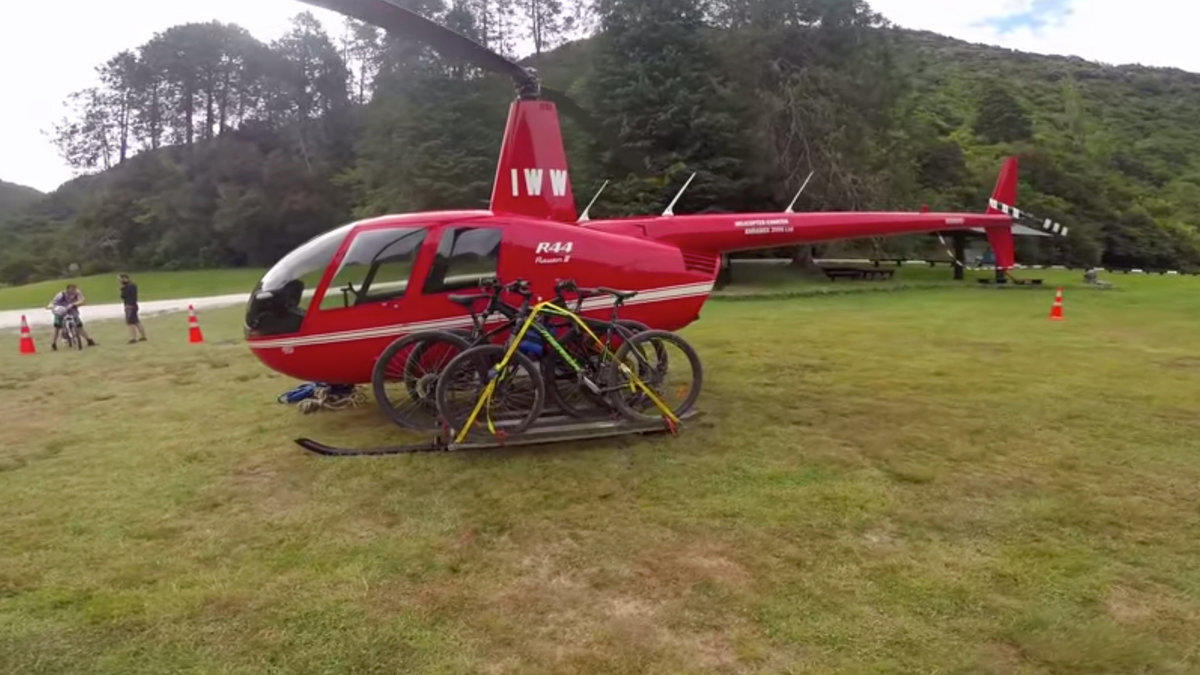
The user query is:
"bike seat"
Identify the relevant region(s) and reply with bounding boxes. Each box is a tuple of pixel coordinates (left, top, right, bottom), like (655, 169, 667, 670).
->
(448, 293, 491, 309)
(596, 287, 638, 301)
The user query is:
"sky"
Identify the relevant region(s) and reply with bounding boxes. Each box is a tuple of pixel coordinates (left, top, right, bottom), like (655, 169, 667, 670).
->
(2, 0, 1199, 193)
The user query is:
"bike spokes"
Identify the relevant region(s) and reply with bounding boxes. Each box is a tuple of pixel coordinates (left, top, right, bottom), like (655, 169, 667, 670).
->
(609, 331, 702, 423)
(374, 332, 469, 430)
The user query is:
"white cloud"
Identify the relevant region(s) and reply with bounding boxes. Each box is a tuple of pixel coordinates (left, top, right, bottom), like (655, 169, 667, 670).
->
(871, 0, 1200, 71)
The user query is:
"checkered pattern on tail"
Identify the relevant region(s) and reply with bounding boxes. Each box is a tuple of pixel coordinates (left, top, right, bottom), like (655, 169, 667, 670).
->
(988, 199, 1069, 237)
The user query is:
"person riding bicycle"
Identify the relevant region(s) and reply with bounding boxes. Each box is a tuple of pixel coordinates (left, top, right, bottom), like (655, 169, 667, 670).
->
(46, 283, 97, 350)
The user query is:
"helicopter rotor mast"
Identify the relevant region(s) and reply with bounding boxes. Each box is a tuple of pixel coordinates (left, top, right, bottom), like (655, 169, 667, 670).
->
(300, 0, 578, 222)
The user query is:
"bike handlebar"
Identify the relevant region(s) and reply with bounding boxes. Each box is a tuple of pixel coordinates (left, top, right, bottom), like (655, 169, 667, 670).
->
(505, 279, 533, 296)
(449, 278, 639, 325)
(553, 279, 637, 302)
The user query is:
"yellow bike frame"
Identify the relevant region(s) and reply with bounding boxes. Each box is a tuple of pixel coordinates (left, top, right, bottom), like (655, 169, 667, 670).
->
(454, 300, 681, 443)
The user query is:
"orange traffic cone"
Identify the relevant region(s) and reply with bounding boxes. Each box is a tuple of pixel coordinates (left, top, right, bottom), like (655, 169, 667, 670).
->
(1049, 287, 1066, 322)
(187, 305, 205, 343)
(18, 315, 37, 354)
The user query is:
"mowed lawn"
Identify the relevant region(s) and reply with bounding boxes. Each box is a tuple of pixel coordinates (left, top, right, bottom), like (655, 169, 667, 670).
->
(0, 269, 265, 311)
(2, 274, 1199, 672)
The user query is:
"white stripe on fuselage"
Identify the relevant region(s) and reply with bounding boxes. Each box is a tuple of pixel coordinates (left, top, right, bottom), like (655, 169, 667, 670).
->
(248, 281, 714, 350)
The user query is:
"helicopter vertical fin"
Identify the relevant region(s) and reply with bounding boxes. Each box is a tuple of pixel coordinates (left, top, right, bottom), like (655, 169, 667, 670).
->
(490, 99, 577, 223)
(984, 157, 1019, 270)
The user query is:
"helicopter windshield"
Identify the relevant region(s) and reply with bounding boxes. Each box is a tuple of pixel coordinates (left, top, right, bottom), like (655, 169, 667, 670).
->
(319, 228, 427, 311)
(245, 224, 354, 337)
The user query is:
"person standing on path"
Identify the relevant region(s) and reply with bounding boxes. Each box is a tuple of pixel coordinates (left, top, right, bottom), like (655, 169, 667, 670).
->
(119, 274, 147, 343)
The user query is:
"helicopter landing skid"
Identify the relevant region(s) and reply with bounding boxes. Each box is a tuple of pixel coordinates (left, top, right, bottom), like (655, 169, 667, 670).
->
(295, 411, 699, 457)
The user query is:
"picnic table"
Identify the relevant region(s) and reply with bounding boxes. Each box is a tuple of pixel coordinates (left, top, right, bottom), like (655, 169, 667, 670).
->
(822, 266, 896, 282)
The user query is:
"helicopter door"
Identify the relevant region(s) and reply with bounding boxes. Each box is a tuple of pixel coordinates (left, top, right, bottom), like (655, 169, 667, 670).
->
(315, 227, 428, 312)
(421, 227, 502, 294)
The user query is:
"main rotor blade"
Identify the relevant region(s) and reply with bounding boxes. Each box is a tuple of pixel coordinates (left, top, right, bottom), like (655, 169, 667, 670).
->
(300, 0, 537, 91)
(541, 85, 641, 174)
(540, 86, 600, 135)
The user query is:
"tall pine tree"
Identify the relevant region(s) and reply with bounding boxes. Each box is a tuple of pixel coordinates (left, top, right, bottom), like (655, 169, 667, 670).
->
(586, 0, 753, 216)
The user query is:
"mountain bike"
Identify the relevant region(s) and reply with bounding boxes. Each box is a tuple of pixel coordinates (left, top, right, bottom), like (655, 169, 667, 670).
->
(371, 278, 520, 430)
(61, 312, 83, 351)
(537, 280, 655, 418)
(372, 278, 646, 428)
(435, 283, 702, 442)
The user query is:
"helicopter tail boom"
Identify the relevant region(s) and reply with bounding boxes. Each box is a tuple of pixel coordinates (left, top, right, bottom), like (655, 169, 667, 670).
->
(586, 158, 1046, 270)
(617, 211, 1017, 258)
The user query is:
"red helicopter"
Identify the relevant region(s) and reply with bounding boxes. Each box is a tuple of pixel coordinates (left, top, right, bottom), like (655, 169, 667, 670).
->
(246, 0, 1067, 386)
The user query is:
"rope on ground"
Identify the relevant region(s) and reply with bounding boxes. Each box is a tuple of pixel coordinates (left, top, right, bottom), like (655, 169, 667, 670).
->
(279, 383, 368, 414)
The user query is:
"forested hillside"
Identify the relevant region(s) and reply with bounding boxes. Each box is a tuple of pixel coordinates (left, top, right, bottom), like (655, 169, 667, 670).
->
(0, 181, 42, 221)
(2, 0, 1198, 285)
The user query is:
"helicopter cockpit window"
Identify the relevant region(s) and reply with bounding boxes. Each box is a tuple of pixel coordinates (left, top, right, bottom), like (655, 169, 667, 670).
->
(245, 223, 353, 336)
(423, 228, 502, 294)
(320, 228, 426, 310)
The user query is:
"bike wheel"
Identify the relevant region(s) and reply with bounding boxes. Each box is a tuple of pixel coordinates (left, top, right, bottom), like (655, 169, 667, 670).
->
(437, 345, 544, 440)
(372, 331, 471, 429)
(543, 320, 648, 418)
(607, 330, 703, 423)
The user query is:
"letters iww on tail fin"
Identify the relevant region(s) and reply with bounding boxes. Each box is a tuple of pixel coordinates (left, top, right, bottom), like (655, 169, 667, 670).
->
(490, 100, 577, 223)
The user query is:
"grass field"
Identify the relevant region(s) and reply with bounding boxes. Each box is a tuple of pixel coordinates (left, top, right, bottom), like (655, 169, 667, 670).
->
(2, 271, 1200, 672)
(0, 269, 266, 311)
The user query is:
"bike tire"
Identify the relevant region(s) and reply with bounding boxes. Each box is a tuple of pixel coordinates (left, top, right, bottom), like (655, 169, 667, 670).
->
(543, 319, 649, 418)
(372, 331, 472, 430)
(436, 345, 544, 440)
(607, 330, 703, 423)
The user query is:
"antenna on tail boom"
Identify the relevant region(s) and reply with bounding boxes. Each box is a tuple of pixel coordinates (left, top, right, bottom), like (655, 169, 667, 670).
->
(662, 172, 697, 217)
(785, 170, 816, 214)
(578, 180, 610, 223)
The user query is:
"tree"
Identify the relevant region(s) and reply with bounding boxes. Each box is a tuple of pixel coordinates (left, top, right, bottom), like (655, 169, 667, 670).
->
(340, 18, 383, 105)
(521, 0, 575, 55)
(274, 13, 350, 122)
(273, 13, 352, 169)
(973, 83, 1033, 144)
(348, 75, 506, 215)
(52, 88, 116, 171)
(917, 140, 967, 190)
(712, 0, 900, 211)
(98, 51, 140, 164)
(586, 0, 753, 215)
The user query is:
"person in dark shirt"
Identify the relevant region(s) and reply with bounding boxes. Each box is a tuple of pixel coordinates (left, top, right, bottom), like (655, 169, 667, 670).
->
(119, 274, 147, 343)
